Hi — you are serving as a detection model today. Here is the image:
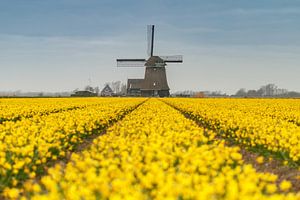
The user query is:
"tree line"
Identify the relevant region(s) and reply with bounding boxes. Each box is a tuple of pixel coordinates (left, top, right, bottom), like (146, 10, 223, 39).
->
(172, 84, 300, 98)
(234, 84, 300, 98)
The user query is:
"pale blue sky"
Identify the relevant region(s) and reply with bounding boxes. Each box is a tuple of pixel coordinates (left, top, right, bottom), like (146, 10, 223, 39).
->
(0, 0, 299, 94)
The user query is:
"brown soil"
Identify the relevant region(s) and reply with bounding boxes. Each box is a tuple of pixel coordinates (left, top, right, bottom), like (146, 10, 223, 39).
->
(239, 148, 300, 192)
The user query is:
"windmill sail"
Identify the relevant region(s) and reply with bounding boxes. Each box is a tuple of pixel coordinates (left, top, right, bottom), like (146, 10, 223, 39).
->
(147, 25, 155, 57)
(160, 55, 183, 63)
(116, 25, 183, 97)
(117, 59, 146, 67)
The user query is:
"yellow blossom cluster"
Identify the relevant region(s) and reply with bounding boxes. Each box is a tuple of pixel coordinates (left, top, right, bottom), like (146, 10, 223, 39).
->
(163, 98, 300, 161)
(15, 99, 299, 200)
(0, 98, 123, 122)
(0, 98, 145, 194)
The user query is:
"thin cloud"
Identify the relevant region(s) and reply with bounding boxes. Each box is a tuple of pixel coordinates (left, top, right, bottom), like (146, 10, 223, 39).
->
(225, 7, 300, 15)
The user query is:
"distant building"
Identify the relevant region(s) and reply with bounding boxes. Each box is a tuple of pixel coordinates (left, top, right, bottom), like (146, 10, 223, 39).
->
(100, 85, 114, 96)
(71, 90, 97, 97)
(116, 25, 183, 97)
(127, 79, 143, 96)
(126, 56, 171, 97)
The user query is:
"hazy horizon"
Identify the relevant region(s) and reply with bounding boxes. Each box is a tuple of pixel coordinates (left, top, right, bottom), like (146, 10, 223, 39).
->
(1, 0, 300, 95)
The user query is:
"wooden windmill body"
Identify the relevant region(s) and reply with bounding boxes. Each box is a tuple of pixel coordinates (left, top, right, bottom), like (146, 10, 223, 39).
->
(117, 25, 183, 97)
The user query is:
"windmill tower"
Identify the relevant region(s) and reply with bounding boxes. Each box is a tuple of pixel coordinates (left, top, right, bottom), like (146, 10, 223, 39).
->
(117, 25, 183, 97)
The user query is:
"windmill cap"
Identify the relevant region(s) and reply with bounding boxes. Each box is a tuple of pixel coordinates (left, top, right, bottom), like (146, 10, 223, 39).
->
(145, 56, 165, 67)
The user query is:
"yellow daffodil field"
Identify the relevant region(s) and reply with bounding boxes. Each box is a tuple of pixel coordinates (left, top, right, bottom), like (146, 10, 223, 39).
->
(163, 98, 300, 162)
(1, 97, 300, 199)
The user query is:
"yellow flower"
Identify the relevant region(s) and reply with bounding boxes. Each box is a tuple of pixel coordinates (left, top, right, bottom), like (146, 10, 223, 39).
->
(230, 152, 243, 161)
(265, 184, 277, 194)
(3, 188, 20, 199)
(280, 180, 292, 191)
(29, 172, 36, 178)
(256, 156, 264, 164)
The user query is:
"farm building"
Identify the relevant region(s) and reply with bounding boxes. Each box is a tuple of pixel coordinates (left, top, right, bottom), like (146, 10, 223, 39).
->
(127, 79, 143, 96)
(100, 85, 114, 96)
(71, 90, 97, 97)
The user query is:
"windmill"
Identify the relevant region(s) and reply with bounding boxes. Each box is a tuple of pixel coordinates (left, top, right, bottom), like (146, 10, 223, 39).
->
(116, 25, 183, 97)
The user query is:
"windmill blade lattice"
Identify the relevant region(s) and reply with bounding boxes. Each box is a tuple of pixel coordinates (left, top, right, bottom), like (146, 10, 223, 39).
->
(116, 59, 146, 67)
(160, 55, 183, 63)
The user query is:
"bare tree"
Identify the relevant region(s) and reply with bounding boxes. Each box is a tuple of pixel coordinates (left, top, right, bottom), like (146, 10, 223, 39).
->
(112, 81, 121, 94)
(235, 88, 247, 97)
(120, 83, 127, 95)
(94, 86, 100, 95)
(265, 84, 277, 96)
(84, 85, 94, 92)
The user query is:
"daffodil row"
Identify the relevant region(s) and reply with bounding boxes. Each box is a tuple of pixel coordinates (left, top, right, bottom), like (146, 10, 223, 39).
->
(0, 98, 145, 193)
(14, 99, 299, 200)
(162, 98, 300, 162)
(0, 98, 124, 123)
(220, 99, 300, 126)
